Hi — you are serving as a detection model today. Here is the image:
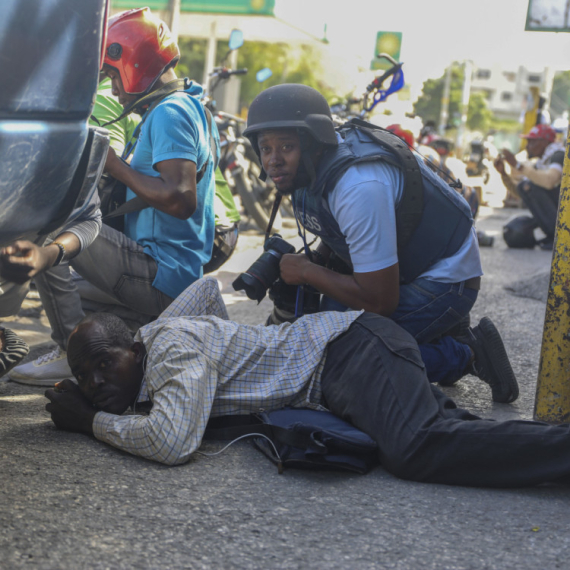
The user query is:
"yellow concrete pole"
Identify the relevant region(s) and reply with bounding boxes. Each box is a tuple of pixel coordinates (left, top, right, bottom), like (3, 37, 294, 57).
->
(534, 127, 570, 422)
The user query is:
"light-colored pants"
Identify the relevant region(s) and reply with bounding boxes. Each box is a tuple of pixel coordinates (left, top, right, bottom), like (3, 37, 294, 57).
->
(0, 280, 29, 318)
(1, 225, 173, 349)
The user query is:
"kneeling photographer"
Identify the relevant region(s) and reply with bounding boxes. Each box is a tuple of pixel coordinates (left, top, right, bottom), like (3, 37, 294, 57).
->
(235, 83, 520, 405)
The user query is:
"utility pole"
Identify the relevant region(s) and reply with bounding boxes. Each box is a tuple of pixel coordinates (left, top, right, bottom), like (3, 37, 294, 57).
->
(534, 125, 570, 423)
(203, 20, 217, 92)
(439, 64, 452, 136)
(167, 0, 180, 42)
(455, 60, 472, 156)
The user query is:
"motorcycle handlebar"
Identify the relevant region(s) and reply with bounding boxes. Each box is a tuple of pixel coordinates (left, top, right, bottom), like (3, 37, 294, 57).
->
(217, 110, 246, 123)
(210, 67, 249, 80)
(367, 63, 402, 93)
(366, 54, 403, 93)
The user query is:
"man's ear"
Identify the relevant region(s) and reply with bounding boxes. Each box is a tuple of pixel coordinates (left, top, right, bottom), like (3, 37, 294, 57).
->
(131, 342, 145, 364)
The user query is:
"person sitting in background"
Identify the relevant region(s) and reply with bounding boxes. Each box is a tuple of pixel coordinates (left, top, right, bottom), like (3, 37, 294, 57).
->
(495, 124, 564, 250)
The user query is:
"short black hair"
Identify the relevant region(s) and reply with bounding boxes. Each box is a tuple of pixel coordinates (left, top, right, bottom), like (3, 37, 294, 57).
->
(81, 312, 134, 349)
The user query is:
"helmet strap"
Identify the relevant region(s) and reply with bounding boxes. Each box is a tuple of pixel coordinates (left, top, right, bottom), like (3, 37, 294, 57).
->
(100, 78, 189, 127)
(297, 130, 319, 187)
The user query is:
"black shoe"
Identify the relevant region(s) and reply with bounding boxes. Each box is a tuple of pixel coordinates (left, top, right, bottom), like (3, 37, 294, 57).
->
(537, 238, 554, 251)
(462, 317, 519, 403)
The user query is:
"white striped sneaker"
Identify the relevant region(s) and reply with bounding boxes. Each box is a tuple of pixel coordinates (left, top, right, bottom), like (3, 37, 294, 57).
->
(9, 345, 72, 387)
(0, 328, 30, 378)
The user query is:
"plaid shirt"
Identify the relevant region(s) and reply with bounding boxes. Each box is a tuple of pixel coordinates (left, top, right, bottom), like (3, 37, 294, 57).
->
(93, 277, 361, 465)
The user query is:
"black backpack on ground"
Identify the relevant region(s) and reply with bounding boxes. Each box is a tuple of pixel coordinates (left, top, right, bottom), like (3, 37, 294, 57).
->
(204, 407, 379, 474)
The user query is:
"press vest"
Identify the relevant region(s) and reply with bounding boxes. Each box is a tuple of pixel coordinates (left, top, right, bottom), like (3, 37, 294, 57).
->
(292, 125, 474, 283)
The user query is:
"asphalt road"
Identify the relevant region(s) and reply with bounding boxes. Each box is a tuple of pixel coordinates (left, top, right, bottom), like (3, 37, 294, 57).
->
(1, 186, 569, 569)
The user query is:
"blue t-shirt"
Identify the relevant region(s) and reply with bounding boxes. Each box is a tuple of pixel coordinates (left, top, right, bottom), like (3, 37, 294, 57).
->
(125, 82, 218, 299)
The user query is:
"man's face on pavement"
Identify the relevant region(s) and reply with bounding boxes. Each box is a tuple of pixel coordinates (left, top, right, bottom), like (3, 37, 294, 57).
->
(526, 138, 549, 159)
(103, 65, 139, 109)
(67, 321, 143, 415)
(258, 129, 302, 194)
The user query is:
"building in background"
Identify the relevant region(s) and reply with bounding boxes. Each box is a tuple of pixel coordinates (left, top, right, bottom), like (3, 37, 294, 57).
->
(471, 64, 554, 122)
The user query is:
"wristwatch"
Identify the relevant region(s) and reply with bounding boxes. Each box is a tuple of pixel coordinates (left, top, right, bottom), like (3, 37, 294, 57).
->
(52, 242, 66, 266)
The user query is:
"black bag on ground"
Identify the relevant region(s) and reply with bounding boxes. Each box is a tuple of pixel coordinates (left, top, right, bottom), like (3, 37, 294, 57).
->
(204, 407, 379, 474)
(503, 215, 538, 248)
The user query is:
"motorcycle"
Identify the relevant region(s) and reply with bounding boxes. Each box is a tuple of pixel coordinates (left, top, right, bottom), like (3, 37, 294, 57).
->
(204, 32, 283, 232)
(330, 53, 405, 126)
(215, 108, 283, 232)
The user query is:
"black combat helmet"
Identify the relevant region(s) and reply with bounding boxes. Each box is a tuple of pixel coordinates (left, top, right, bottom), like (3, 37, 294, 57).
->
(244, 84, 338, 147)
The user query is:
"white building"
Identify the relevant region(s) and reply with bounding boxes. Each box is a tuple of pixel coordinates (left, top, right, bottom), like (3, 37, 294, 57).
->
(470, 64, 553, 121)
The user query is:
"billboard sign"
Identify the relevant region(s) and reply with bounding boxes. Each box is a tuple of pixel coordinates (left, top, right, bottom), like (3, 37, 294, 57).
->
(370, 31, 402, 71)
(525, 0, 570, 32)
(112, 0, 275, 16)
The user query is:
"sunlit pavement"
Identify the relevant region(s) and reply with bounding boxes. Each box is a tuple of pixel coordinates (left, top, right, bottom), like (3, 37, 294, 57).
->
(1, 181, 568, 569)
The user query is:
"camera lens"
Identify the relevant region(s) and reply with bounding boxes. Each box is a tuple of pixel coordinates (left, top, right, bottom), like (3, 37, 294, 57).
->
(232, 250, 282, 302)
(232, 235, 297, 302)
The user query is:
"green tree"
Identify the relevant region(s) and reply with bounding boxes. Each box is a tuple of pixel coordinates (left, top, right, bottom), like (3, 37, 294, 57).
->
(467, 91, 492, 132)
(413, 64, 464, 127)
(176, 38, 207, 82)
(176, 37, 334, 110)
(551, 70, 570, 117)
(414, 64, 492, 132)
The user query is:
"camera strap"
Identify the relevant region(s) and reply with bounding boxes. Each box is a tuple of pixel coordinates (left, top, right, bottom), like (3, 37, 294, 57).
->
(291, 188, 315, 318)
(264, 192, 282, 240)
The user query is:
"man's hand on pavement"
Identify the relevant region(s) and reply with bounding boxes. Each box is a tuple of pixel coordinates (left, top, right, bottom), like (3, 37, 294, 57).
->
(0, 241, 57, 284)
(45, 379, 96, 435)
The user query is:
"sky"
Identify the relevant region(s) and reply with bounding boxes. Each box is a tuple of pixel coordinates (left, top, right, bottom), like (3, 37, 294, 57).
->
(273, 0, 570, 101)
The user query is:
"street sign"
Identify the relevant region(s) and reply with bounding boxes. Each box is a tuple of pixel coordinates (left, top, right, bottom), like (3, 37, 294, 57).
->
(111, 0, 275, 16)
(525, 0, 570, 32)
(370, 31, 402, 71)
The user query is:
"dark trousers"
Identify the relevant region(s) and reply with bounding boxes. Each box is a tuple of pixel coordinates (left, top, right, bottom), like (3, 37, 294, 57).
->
(321, 313, 570, 488)
(517, 180, 560, 240)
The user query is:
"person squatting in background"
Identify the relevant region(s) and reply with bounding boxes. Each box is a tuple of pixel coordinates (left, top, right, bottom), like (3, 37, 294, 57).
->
(495, 124, 564, 251)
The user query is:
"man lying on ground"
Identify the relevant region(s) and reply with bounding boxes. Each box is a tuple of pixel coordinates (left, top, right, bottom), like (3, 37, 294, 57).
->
(45, 277, 570, 488)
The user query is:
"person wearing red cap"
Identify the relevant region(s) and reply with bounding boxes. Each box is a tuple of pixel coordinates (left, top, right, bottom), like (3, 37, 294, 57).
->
(495, 124, 564, 250)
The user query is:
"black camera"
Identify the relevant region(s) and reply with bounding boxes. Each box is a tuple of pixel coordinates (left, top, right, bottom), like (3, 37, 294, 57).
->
(232, 234, 296, 302)
(233, 234, 323, 324)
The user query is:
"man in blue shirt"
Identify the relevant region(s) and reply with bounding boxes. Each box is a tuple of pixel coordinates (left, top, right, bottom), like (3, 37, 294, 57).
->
(10, 8, 218, 386)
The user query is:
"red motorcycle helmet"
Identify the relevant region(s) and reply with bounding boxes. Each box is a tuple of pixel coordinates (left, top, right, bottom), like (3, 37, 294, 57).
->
(386, 124, 415, 148)
(104, 7, 180, 95)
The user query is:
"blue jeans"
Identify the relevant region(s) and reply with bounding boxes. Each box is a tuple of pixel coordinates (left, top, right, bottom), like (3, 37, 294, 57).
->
(34, 224, 174, 349)
(320, 278, 477, 385)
